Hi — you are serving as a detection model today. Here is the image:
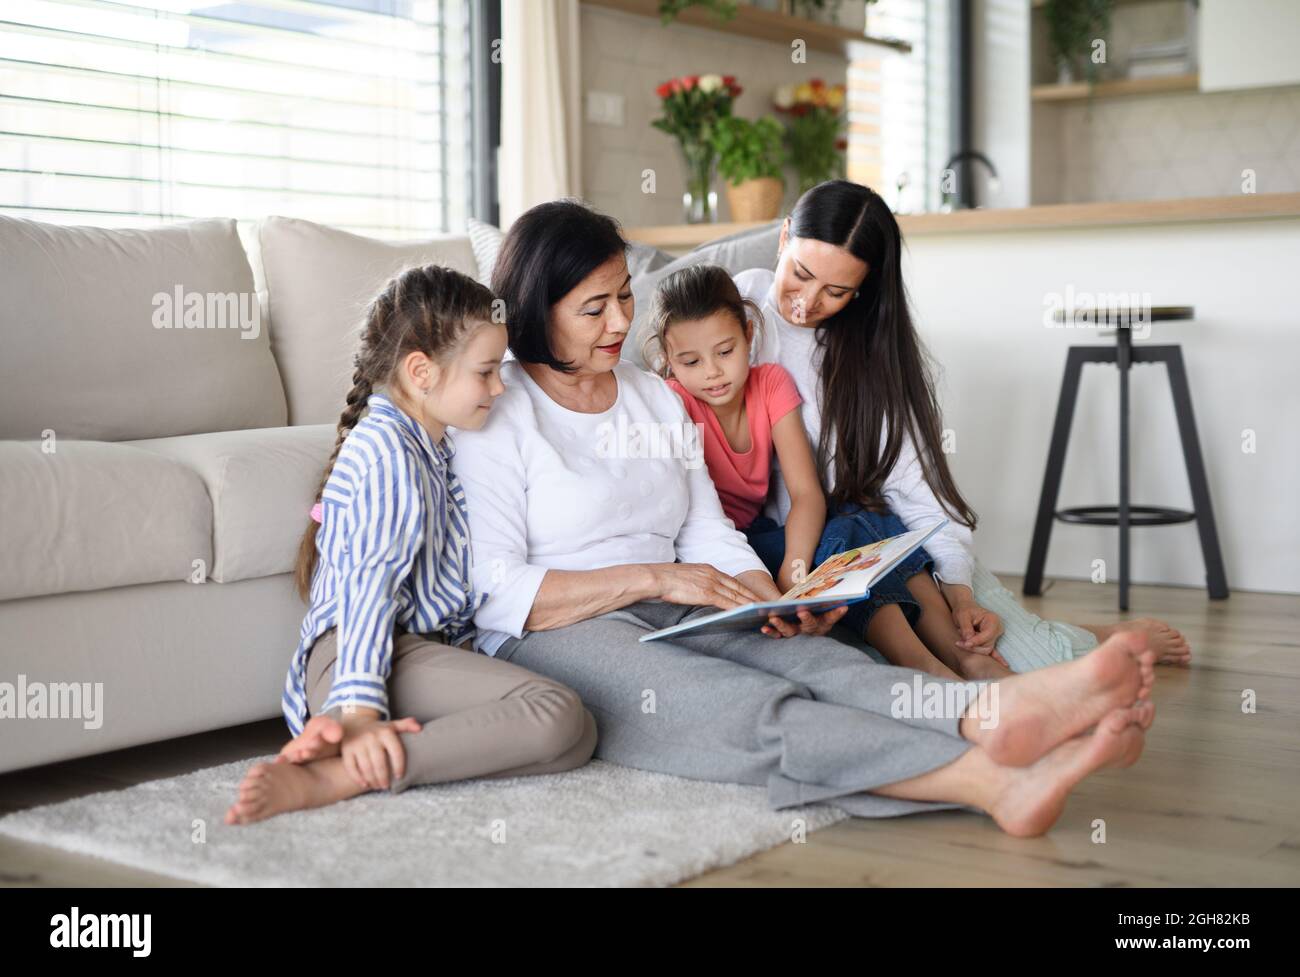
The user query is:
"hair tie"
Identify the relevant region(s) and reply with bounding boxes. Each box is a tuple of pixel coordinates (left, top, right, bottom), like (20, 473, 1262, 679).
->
(310, 502, 323, 524)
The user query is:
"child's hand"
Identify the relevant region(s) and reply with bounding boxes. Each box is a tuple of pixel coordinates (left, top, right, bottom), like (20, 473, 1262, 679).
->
(338, 715, 422, 790)
(761, 605, 849, 639)
(951, 603, 1005, 659)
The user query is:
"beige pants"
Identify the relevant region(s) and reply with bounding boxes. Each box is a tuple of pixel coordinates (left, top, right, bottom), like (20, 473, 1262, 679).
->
(304, 627, 597, 793)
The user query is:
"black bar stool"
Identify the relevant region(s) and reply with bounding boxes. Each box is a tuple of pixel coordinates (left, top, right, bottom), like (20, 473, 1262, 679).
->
(1022, 305, 1229, 610)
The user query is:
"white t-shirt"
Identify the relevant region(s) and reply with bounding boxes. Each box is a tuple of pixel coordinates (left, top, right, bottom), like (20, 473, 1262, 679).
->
(450, 359, 768, 654)
(734, 267, 975, 588)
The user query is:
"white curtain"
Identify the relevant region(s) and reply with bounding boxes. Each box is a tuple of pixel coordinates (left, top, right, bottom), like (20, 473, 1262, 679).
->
(498, 0, 583, 227)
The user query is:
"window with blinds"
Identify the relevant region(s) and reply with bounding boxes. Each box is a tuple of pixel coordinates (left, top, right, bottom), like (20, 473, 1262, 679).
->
(848, 0, 950, 214)
(0, 0, 475, 238)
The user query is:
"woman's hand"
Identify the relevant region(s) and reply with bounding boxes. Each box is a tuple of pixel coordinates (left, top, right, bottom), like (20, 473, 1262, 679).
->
(652, 563, 763, 610)
(738, 569, 850, 639)
(337, 713, 422, 790)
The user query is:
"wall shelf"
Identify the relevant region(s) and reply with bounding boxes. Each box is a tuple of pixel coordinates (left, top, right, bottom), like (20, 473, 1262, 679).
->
(1031, 73, 1199, 102)
(582, 0, 912, 56)
(624, 194, 1300, 248)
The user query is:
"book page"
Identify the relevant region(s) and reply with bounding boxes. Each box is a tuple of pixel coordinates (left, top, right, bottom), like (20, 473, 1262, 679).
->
(780, 527, 935, 601)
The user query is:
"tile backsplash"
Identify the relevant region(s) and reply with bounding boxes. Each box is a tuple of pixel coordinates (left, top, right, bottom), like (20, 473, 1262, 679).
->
(1032, 85, 1300, 203)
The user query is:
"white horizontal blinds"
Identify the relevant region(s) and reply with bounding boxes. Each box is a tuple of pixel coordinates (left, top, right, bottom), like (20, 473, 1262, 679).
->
(867, 0, 949, 214)
(0, 0, 473, 237)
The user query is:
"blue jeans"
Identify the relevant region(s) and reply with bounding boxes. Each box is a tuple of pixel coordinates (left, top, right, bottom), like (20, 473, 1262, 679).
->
(743, 503, 936, 634)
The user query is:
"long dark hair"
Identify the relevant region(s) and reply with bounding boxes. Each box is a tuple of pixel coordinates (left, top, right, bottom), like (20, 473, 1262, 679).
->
(491, 199, 627, 372)
(791, 180, 977, 529)
(292, 264, 497, 601)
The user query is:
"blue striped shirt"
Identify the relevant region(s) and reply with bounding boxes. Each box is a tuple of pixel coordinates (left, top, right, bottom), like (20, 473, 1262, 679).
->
(281, 392, 482, 736)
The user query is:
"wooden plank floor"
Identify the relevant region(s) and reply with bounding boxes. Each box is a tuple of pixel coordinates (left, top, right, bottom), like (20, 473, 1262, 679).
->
(2, 575, 1297, 887)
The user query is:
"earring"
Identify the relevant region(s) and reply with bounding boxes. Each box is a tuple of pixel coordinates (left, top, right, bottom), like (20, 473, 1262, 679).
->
(854, 291, 860, 298)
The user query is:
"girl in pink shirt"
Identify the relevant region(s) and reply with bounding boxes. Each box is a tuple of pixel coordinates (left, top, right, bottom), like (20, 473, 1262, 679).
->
(645, 265, 826, 597)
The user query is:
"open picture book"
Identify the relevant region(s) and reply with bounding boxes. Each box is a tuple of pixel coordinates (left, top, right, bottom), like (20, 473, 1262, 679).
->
(640, 519, 948, 642)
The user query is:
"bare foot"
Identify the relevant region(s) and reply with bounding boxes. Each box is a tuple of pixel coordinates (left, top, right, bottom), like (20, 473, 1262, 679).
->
(986, 706, 1147, 837)
(960, 629, 1156, 767)
(224, 757, 366, 825)
(278, 714, 345, 764)
(1082, 618, 1191, 666)
(1112, 700, 1155, 767)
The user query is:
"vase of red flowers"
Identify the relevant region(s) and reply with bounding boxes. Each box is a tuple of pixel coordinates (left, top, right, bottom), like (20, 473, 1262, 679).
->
(653, 73, 742, 223)
(773, 78, 848, 194)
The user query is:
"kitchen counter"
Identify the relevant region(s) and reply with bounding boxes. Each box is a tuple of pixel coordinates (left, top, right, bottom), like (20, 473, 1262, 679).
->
(624, 193, 1300, 250)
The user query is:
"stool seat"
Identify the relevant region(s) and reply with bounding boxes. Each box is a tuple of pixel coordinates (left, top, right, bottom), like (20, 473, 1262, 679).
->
(1024, 302, 1227, 611)
(1056, 504, 1196, 527)
(1051, 305, 1194, 325)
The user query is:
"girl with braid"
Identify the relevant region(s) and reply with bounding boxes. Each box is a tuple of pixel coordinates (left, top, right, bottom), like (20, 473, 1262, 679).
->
(226, 265, 596, 825)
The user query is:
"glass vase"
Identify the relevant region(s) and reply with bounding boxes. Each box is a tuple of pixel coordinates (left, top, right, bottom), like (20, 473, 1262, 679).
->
(678, 140, 718, 224)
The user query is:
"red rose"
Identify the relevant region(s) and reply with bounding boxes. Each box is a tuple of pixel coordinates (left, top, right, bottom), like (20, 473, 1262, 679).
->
(722, 75, 736, 86)
(669, 78, 684, 94)
(683, 74, 699, 89)
(656, 82, 672, 99)
(810, 78, 825, 89)
(728, 84, 743, 98)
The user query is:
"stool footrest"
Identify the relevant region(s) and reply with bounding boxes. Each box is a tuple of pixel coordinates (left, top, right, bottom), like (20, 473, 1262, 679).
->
(1055, 505, 1195, 527)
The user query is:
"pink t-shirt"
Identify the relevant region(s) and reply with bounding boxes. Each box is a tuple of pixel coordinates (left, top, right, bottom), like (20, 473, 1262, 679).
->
(667, 363, 803, 530)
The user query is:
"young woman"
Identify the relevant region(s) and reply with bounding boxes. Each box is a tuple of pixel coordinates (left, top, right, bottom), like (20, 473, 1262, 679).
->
(735, 180, 1191, 672)
(225, 265, 596, 825)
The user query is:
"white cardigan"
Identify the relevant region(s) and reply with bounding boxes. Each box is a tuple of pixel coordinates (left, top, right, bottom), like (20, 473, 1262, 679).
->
(734, 267, 976, 589)
(450, 359, 768, 654)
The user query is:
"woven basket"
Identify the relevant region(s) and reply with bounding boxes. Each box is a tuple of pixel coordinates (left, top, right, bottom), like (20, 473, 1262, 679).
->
(725, 177, 784, 222)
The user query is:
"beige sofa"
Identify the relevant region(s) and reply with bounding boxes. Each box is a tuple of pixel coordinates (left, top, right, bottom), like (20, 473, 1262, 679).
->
(0, 215, 482, 774)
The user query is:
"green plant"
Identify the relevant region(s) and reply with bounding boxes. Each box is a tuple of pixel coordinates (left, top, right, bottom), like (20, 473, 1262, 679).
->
(1044, 0, 1113, 84)
(773, 80, 847, 193)
(712, 116, 787, 187)
(658, 0, 736, 25)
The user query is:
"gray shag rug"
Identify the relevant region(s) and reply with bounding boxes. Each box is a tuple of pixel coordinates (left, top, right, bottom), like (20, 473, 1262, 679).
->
(0, 757, 848, 886)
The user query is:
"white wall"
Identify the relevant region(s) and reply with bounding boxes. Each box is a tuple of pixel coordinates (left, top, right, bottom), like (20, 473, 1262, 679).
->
(901, 216, 1300, 595)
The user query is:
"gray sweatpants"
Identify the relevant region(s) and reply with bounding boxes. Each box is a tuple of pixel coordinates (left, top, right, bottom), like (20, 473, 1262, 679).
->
(497, 600, 981, 819)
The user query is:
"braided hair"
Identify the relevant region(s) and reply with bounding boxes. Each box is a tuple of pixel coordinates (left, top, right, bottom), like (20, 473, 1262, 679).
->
(292, 264, 497, 601)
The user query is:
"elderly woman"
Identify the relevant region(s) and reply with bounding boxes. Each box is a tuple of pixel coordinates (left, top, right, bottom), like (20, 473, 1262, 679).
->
(449, 200, 1156, 836)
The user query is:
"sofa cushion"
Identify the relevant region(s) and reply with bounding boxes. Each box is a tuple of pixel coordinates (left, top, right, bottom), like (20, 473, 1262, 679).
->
(0, 440, 213, 601)
(259, 217, 479, 426)
(125, 425, 337, 584)
(625, 220, 782, 371)
(0, 216, 288, 441)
